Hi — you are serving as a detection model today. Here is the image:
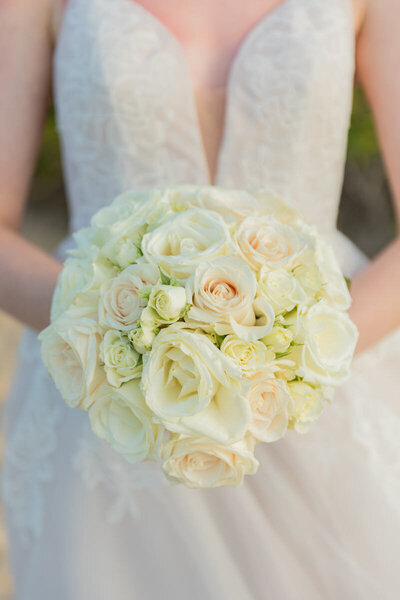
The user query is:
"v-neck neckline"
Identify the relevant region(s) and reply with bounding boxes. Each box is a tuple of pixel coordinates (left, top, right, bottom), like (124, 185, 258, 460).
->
(125, 0, 293, 185)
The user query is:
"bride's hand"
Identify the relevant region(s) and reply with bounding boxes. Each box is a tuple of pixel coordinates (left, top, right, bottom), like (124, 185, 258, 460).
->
(0, 0, 62, 331)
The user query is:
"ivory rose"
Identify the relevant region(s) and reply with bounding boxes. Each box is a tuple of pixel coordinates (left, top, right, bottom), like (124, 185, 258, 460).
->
(220, 335, 274, 376)
(257, 267, 306, 315)
(97, 194, 172, 268)
(185, 257, 274, 341)
(297, 301, 358, 385)
(247, 376, 291, 442)
(128, 325, 157, 354)
(141, 208, 232, 280)
(140, 284, 189, 328)
(142, 324, 252, 444)
(100, 330, 142, 387)
(235, 215, 311, 271)
(315, 237, 352, 310)
(99, 263, 159, 331)
(51, 256, 117, 321)
(262, 326, 293, 354)
(253, 190, 301, 226)
(39, 306, 105, 409)
(161, 435, 259, 488)
(194, 186, 263, 224)
(89, 380, 164, 463)
(287, 381, 325, 433)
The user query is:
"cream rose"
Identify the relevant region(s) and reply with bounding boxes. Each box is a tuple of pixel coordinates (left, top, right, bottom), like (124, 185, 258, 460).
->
(253, 190, 302, 226)
(140, 284, 189, 328)
(128, 325, 157, 354)
(51, 256, 116, 321)
(288, 381, 324, 433)
(315, 238, 352, 310)
(262, 326, 293, 354)
(297, 301, 358, 385)
(99, 263, 159, 331)
(161, 434, 259, 488)
(185, 257, 274, 341)
(257, 267, 306, 314)
(235, 215, 311, 271)
(247, 376, 291, 442)
(142, 325, 251, 444)
(39, 307, 105, 409)
(141, 208, 232, 280)
(92, 190, 172, 268)
(293, 263, 324, 298)
(220, 335, 274, 376)
(100, 330, 142, 387)
(89, 380, 164, 463)
(91, 189, 165, 231)
(194, 187, 263, 224)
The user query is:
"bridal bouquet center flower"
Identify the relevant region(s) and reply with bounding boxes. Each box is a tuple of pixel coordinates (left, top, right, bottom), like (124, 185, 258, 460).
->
(39, 185, 358, 488)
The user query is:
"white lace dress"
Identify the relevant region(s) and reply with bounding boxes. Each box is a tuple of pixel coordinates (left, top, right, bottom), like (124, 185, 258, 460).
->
(3, 0, 400, 598)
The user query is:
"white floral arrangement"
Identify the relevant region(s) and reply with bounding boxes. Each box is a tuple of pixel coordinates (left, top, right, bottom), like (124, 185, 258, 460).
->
(39, 186, 358, 488)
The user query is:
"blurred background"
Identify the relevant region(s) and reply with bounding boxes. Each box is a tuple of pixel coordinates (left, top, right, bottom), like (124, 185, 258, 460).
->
(0, 85, 396, 598)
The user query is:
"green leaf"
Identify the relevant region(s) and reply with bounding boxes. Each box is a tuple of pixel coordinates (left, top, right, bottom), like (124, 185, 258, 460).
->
(159, 269, 171, 286)
(214, 333, 225, 349)
(345, 277, 351, 291)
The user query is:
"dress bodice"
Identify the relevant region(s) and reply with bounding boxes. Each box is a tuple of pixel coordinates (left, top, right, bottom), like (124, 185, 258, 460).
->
(54, 0, 355, 241)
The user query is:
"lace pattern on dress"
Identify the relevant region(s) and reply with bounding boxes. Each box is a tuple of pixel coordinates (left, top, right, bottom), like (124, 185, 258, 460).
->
(72, 423, 168, 524)
(1, 332, 64, 547)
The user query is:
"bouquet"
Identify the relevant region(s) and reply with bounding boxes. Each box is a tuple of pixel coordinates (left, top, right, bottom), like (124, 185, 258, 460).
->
(39, 186, 358, 488)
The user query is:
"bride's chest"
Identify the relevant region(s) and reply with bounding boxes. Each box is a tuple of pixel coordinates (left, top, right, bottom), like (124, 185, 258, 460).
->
(54, 0, 355, 124)
(53, 0, 356, 218)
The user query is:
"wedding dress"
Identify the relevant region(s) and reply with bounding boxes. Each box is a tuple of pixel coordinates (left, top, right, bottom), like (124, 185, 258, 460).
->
(2, 0, 400, 598)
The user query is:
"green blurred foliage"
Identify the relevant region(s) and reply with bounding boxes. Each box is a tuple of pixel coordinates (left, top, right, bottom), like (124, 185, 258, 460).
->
(347, 85, 380, 163)
(34, 108, 63, 180)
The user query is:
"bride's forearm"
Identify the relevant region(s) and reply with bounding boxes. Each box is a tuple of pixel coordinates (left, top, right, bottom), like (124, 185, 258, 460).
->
(349, 235, 400, 354)
(0, 225, 62, 332)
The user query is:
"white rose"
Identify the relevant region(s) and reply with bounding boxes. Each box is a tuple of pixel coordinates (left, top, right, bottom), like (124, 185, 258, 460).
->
(67, 226, 102, 260)
(252, 190, 302, 226)
(288, 381, 324, 433)
(128, 325, 157, 354)
(293, 263, 324, 298)
(316, 238, 352, 310)
(257, 267, 306, 315)
(99, 263, 159, 331)
(272, 357, 298, 383)
(262, 326, 293, 354)
(39, 306, 105, 409)
(140, 284, 188, 327)
(185, 257, 274, 341)
(142, 325, 251, 444)
(92, 190, 172, 268)
(247, 376, 291, 442)
(161, 434, 259, 488)
(100, 330, 142, 387)
(220, 335, 274, 376)
(235, 215, 312, 271)
(297, 301, 358, 385)
(51, 256, 117, 320)
(91, 191, 143, 229)
(89, 380, 164, 463)
(141, 208, 232, 280)
(91, 189, 163, 231)
(194, 187, 263, 224)
(101, 223, 146, 269)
